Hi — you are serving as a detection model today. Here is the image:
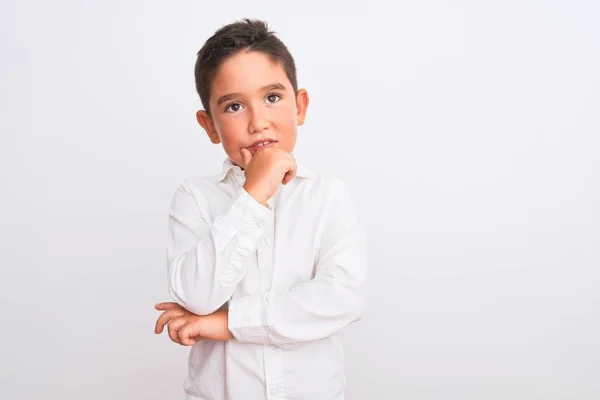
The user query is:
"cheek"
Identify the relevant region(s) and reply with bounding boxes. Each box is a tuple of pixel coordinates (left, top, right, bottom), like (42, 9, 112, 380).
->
(217, 119, 244, 145)
(274, 106, 297, 128)
(276, 118, 298, 151)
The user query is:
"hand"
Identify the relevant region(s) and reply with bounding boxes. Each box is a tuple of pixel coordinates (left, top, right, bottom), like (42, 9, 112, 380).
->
(154, 302, 232, 345)
(154, 302, 199, 345)
(240, 147, 297, 205)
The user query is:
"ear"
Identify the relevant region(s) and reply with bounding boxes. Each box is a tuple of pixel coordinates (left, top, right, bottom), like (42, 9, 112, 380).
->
(196, 110, 220, 144)
(295, 89, 309, 126)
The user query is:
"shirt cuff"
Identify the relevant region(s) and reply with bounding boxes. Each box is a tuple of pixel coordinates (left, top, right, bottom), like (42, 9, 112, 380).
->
(224, 187, 273, 231)
(228, 293, 270, 344)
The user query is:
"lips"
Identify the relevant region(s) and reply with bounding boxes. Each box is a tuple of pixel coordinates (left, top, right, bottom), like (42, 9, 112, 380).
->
(248, 139, 277, 152)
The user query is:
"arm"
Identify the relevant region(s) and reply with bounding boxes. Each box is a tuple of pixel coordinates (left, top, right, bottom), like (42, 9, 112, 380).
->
(227, 177, 367, 347)
(167, 180, 272, 315)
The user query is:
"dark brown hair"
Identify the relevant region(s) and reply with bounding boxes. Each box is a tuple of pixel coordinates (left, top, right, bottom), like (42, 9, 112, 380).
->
(194, 19, 298, 116)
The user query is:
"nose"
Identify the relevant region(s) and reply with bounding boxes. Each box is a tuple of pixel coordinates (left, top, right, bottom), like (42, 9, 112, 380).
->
(247, 106, 269, 134)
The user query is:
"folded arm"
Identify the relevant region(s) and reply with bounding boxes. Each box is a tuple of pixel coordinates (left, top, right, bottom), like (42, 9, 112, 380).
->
(167, 181, 272, 315)
(227, 177, 367, 347)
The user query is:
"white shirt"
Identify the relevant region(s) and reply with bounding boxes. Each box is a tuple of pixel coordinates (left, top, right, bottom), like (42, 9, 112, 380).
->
(167, 157, 367, 400)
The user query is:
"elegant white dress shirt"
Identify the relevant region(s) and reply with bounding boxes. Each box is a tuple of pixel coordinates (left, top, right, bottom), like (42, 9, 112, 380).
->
(167, 157, 367, 400)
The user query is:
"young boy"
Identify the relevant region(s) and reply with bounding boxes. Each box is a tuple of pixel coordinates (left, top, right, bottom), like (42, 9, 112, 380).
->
(154, 19, 367, 400)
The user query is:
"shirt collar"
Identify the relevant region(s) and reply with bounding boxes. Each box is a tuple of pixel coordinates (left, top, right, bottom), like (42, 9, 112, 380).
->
(215, 155, 313, 182)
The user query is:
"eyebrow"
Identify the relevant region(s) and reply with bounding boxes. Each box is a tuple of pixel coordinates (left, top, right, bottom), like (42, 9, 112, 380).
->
(216, 83, 287, 106)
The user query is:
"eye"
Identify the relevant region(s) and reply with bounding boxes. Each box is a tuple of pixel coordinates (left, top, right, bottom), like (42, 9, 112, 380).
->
(265, 93, 281, 104)
(225, 102, 244, 113)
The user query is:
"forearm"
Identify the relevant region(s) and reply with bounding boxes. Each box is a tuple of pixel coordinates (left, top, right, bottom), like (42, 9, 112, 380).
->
(228, 288, 365, 347)
(228, 228, 367, 347)
(168, 247, 241, 315)
(228, 177, 367, 347)
(167, 184, 273, 315)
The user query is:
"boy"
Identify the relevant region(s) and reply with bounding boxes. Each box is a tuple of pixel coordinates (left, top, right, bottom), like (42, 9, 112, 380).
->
(154, 19, 367, 400)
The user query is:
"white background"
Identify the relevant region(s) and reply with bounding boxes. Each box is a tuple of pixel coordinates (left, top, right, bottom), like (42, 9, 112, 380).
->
(2, 1, 599, 399)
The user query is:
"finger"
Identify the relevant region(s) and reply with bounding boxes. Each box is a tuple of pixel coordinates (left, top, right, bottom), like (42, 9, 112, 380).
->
(167, 324, 180, 344)
(155, 311, 171, 334)
(179, 325, 198, 346)
(282, 159, 297, 185)
(282, 171, 295, 185)
(240, 148, 253, 169)
(155, 308, 187, 333)
(155, 317, 165, 334)
(155, 302, 179, 311)
(155, 309, 186, 334)
(168, 318, 186, 344)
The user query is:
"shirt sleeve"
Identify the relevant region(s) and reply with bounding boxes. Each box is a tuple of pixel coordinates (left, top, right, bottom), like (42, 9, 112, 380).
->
(227, 176, 367, 347)
(167, 180, 273, 315)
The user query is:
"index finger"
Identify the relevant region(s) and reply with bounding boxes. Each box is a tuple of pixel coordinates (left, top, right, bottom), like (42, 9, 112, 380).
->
(282, 157, 297, 185)
(154, 308, 186, 334)
(240, 148, 253, 170)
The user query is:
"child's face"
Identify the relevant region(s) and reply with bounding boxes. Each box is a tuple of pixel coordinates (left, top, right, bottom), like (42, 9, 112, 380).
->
(196, 51, 309, 168)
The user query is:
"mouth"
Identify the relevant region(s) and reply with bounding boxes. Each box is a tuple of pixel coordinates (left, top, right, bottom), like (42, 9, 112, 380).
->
(248, 139, 277, 153)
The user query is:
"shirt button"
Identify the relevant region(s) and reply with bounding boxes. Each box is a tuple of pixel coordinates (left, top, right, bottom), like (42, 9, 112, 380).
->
(263, 237, 270, 246)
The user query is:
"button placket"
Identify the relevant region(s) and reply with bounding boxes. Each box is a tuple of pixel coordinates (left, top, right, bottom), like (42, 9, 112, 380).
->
(264, 346, 284, 400)
(262, 188, 283, 400)
(257, 216, 275, 295)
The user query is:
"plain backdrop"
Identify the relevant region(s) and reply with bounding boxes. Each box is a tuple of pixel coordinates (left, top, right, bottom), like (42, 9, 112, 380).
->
(1, 1, 599, 399)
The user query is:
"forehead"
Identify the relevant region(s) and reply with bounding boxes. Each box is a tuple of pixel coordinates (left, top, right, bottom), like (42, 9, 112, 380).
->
(211, 51, 291, 97)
